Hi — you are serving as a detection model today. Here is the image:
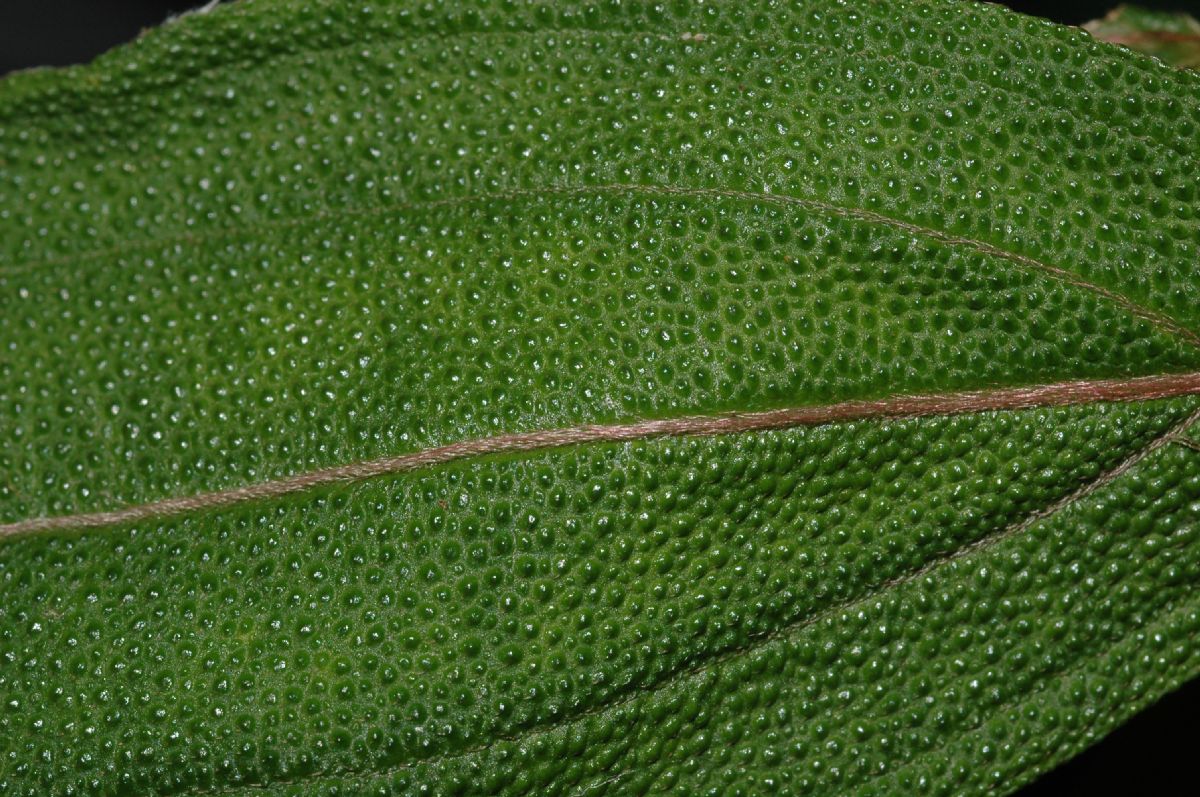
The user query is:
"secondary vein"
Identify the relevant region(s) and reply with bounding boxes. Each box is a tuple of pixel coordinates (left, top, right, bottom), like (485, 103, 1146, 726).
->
(4, 182, 1196, 351)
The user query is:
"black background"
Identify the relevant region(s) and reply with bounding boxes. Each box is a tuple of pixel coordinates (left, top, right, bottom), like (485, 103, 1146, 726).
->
(2, 0, 1199, 74)
(0, 1, 1197, 795)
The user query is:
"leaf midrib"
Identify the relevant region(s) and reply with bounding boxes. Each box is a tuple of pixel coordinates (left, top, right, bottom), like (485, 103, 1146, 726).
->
(4, 371, 1200, 535)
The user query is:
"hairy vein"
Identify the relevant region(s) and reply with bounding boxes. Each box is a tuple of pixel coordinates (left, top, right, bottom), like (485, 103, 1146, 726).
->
(182, 401, 1200, 797)
(3, 182, 1198, 352)
(3, 371, 1199, 540)
(632, 184, 1200, 348)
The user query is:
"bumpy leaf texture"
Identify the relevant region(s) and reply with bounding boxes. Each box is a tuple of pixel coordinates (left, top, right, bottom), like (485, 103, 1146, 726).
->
(1, 1, 1200, 795)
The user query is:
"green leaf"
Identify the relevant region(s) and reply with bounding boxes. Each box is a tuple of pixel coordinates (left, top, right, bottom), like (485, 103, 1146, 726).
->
(1, 1, 1199, 795)
(1084, 5, 1200, 69)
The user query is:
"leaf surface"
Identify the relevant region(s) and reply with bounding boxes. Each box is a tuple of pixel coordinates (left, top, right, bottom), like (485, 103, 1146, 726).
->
(1, 1, 1199, 795)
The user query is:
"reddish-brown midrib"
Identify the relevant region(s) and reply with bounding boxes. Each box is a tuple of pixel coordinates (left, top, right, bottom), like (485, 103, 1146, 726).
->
(1, 370, 1199, 539)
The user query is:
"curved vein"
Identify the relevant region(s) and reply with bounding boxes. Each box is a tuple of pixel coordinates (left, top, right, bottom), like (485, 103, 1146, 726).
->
(3, 371, 1199, 539)
(2, 182, 1197, 352)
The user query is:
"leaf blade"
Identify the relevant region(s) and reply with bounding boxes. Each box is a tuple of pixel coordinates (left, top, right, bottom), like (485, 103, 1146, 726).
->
(1, 1, 1200, 795)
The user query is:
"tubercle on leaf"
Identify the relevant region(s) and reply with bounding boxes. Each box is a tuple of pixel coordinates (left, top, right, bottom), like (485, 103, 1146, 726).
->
(4, 1, 1200, 795)
(5, 182, 1198, 349)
